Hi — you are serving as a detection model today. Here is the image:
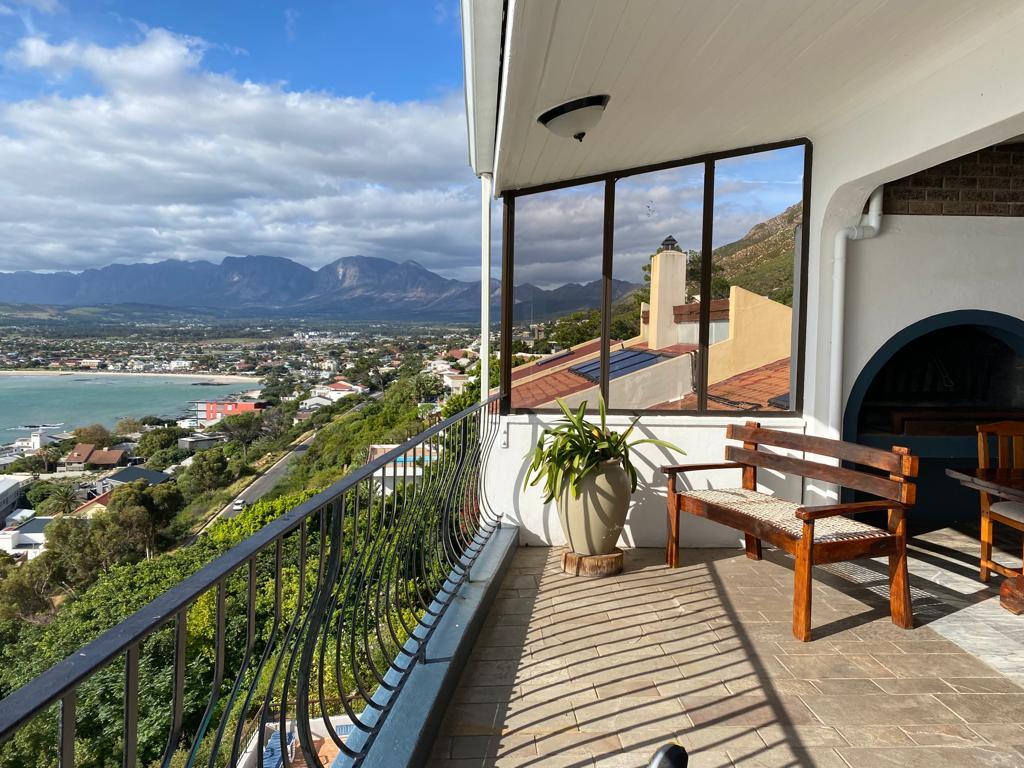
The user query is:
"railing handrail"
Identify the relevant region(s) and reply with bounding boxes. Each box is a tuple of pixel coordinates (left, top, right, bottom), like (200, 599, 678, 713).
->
(0, 394, 499, 745)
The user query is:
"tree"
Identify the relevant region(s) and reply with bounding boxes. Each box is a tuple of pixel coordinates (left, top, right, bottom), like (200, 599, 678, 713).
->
(414, 373, 443, 402)
(220, 412, 263, 462)
(137, 427, 187, 458)
(73, 424, 113, 447)
(42, 483, 78, 516)
(115, 417, 144, 435)
(39, 445, 63, 474)
(144, 446, 187, 471)
(549, 309, 601, 349)
(178, 449, 231, 498)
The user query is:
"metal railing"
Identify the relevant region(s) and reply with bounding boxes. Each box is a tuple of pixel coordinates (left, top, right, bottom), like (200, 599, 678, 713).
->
(0, 396, 501, 767)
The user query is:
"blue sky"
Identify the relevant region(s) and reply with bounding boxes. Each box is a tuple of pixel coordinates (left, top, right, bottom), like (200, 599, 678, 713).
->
(0, 0, 802, 284)
(0, 1, 464, 101)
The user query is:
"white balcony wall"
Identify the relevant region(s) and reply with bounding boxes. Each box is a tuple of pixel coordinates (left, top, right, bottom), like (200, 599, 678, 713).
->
(483, 414, 806, 548)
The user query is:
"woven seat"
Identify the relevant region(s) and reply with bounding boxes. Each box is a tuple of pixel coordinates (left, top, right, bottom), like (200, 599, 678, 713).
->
(682, 488, 893, 544)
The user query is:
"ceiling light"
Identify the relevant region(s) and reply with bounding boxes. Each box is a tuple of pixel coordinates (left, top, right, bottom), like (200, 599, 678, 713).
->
(537, 95, 610, 142)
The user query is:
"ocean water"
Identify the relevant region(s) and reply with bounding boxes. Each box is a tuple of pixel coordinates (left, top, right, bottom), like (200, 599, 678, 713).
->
(0, 375, 251, 438)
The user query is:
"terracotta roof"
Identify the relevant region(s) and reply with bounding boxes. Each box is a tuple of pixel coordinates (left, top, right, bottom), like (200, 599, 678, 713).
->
(512, 369, 594, 408)
(73, 489, 112, 516)
(656, 358, 791, 411)
(632, 342, 699, 357)
(65, 443, 94, 463)
(88, 449, 125, 466)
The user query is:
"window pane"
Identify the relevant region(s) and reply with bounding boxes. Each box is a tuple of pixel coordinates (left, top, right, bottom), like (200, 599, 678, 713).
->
(706, 146, 804, 411)
(508, 183, 605, 410)
(610, 165, 704, 410)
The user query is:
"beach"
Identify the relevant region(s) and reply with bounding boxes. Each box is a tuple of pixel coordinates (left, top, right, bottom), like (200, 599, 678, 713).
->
(0, 369, 260, 384)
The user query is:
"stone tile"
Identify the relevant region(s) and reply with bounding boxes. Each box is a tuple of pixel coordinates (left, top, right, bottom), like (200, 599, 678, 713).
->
(838, 745, 1024, 767)
(729, 745, 850, 767)
(874, 653, 1001, 679)
(901, 723, 988, 746)
(810, 678, 883, 695)
(778, 654, 889, 680)
(681, 693, 816, 728)
(945, 677, 1024, 694)
(801, 694, 963, 726)
(836, 725, 915, 747)
(935, 694, 1024, 723)
(873, 678, 955, 695)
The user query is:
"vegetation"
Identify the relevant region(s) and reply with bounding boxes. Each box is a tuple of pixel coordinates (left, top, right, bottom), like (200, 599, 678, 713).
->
(525, 396, 681, 501)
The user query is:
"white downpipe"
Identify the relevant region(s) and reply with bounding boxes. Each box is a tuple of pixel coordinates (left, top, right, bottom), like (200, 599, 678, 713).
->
(828, 185, 884, 437)
(479, 173, 492, 403)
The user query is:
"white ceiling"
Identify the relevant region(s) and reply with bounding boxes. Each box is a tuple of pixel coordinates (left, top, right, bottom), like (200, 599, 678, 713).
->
(492, 0, 1024, 193)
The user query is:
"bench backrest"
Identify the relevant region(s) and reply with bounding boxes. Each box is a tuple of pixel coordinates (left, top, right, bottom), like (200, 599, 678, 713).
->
(724, 422, 918, 505)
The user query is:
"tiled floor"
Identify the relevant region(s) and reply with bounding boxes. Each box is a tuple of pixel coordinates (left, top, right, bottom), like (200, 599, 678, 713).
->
(433, 531, 1024, 767)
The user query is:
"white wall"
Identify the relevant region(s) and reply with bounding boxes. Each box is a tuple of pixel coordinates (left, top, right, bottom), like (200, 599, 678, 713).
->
(483, 413, 807, 549)
(844, 215, 1024, 402)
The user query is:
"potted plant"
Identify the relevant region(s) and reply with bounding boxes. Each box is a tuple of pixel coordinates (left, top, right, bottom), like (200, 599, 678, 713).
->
(525, 397, 682, 557)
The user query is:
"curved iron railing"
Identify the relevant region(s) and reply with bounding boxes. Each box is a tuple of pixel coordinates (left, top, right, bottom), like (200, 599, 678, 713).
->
(0, 396, 501, 768)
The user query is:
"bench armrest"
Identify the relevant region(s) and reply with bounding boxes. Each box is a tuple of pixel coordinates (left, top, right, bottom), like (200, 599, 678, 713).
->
(795, 500, 909, 521)
(660, 461, 742, 476)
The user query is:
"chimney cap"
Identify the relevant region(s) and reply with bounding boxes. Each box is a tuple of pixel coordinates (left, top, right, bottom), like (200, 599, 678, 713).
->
(659, 235, 679, 252)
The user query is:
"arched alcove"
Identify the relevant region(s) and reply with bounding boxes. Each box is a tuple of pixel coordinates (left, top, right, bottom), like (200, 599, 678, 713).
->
(844, 310, 1024, 531)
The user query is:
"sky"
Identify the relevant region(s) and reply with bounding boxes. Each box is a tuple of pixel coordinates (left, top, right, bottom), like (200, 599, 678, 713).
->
(0, 0, 802, 284)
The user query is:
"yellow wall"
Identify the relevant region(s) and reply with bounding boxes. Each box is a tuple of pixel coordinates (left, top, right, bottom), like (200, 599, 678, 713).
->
(707, 286, 791, 385)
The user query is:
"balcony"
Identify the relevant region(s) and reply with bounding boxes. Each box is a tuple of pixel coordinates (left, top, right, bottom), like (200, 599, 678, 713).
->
(2, 390, 1024, 768)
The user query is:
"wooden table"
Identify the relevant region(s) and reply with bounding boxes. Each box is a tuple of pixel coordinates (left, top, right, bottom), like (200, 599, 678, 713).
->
(947, 466, 1024, 614)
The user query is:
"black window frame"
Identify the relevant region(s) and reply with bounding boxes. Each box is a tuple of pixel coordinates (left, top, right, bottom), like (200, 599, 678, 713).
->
(499, 137, 812, 416)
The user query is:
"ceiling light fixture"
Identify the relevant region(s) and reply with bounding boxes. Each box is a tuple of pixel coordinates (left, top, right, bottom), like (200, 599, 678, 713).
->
(537, 95, 610, 142)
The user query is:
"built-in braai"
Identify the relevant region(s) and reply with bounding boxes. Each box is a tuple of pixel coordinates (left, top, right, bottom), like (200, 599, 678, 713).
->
(858, 325, 1024, 438)
(850, 320, 1024, 530)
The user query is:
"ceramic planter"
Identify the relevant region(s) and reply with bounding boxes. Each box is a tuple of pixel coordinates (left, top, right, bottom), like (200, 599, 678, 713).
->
(556, 459, 631, 556)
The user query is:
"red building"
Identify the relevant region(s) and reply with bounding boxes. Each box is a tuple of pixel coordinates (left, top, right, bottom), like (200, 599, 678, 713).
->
(192, 400, 266, 422)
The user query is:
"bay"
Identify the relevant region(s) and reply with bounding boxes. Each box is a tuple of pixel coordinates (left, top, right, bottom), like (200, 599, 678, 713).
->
(0, 374, 255, 438)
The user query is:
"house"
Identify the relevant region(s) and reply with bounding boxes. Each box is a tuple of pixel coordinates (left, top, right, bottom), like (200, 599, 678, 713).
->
(102, 466, 170, 489)
(191, 399, 267, 424)
(0, 477, 23, 518)
(72, 489, 112, 518)
(309, 380, 367, 402)
(298, 395, 333, 411)
(176, 433, 228, 453)
(12, 430, 58, 453)
(0, 516, 53, 560)
(4, 509, 34, 528)
(366, 443, 442, 495)
(441, 371, 468, 395)
(60, 444, 126, 472)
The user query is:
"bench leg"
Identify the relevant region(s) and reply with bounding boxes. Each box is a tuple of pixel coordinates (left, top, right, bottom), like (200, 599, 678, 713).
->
(793, 522, 814, 642)
(666, 477, 680, 568)
(980, 510, 993, 583)
(889, 508, 913, 629)
(744, 534, 762, 561)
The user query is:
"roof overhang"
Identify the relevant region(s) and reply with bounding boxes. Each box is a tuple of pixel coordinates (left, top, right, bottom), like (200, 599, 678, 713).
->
(472, 0, 1024, 195)
(460, 0, 505, 176)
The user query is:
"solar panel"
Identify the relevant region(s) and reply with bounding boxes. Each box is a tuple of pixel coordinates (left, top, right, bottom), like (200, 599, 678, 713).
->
(569, 349, 663, 383)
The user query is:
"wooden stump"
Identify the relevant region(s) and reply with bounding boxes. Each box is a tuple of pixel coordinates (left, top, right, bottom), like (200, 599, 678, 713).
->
(561, 548, 623, 577)
(1000, 576, 1024, 615)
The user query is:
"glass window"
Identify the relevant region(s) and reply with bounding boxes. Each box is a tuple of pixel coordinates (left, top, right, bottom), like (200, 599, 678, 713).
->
(610, 165, 704, 410)
(507, 183, 605, 411)
(500, 141, 808, 414)
(706, 147, 804, 412)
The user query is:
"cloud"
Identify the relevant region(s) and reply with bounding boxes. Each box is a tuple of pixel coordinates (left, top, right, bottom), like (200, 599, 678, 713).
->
(0, 28, 480, 277)
(284, 8, 298, 42)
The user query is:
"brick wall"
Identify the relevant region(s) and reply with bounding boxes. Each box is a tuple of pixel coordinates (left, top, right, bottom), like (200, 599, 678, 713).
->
(882, 143, 1024, 216)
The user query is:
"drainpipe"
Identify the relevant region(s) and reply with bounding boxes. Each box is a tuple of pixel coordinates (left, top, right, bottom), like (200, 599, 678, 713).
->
(479, 173, 492, 403)
(828, 185, 883, 438)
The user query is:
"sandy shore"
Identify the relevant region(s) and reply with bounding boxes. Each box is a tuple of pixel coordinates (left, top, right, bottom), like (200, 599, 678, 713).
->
(0, 370, 261, 385)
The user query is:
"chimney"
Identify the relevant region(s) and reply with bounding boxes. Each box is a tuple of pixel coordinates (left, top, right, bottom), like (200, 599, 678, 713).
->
(648, 236, 687, 350)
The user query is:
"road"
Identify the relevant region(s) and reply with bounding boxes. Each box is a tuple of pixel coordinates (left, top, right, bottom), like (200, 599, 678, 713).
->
(216, 430, 317, 520)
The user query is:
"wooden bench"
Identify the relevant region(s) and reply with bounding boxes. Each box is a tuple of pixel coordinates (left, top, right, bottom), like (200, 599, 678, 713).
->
(661, 422, 919, 641)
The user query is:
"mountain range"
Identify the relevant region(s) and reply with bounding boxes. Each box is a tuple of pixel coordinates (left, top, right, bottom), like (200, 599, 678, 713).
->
(0, 255, 629, 322)
(0, 204, 797, 321)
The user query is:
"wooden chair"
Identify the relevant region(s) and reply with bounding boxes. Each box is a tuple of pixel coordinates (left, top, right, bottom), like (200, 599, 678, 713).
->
(662, 422, 918, 641)
(977, 421, 1024, 582)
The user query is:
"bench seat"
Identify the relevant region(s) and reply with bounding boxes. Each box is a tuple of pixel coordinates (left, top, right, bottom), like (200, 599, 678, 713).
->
(683, 488, 891, 544)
